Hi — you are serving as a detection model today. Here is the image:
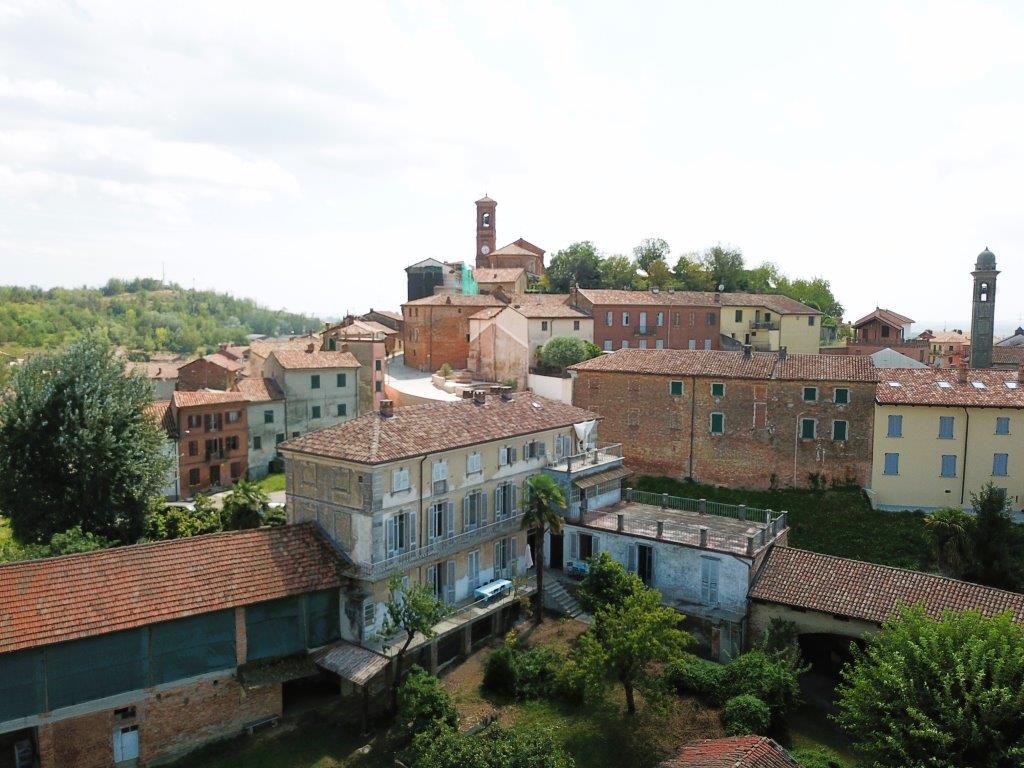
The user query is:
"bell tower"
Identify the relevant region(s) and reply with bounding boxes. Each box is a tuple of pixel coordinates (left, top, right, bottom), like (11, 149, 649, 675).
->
(969, 246, 998, 369)
(475, 195, 496, 268)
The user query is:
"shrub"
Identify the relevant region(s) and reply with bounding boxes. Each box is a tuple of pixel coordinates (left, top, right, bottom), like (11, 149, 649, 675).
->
(398, 665, 458, 736)
(664, 654, 725, 700)
(577, 552, 643, 614)
(538, 336, 601, 372)
(723, 694, 770, 736)
(755, 617, 802, 667)
(482, 642, 519, 697)
(720, 650, 804, 722)
(408, 723, 576, 768)
(791, 747, 844, 768)
(146, 496, 222, 540)
(482, 636, 564, 700)
(439, 362, 453, 379)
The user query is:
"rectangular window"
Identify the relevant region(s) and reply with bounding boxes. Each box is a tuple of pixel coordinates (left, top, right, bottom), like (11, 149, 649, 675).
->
(336, 373, 347, 387)
(230, 461, 241, 479)
(253, 435, 262, 450)
(622, 312, 630, 326)
(311, 374, 321, 389)
(375, 360, 382, 371)
(188, 440, 198, 457)
(638, 340, 647, 349)
(996, 417, 1010, 435)
(688, 339, 696, 350)
(639, 312, 648, 331)
(703, 339, 711, 350)
(275, 433, 285, 445)
(226, 410, 241, 423)
(993, 453, 1009, 477)
(707, 312, 716, 326)
(700, 557, 720, 605)
(188, 468, 200, 486)
(940, 454, 957, 478)
(375, 380, 382, 392)
(263, 409, 274, 424)
(939, 416, 955, 439)
(606, 310, 613, 326)
(808, 316, 816, 326)
(655, 339, 664, 349)
(803, 387, 818, 402)
(541, 320, 549, 331)
(467, 451, 482, 475)
(621, 340, 629, 349)
(834, 388, 850, 405)
(670, 380, 684, 396)
(800, 418, 816, 439)
(187, 414, 202, 429)
(887, 414, 903, 438)
(573, 320, 580, 331)
(468, 549, 481, 590)
(463, 491, 486, 531)
(386, 511, 411, 555)
(392, 467, 410, 493)
(432, 460, 449, 495)
(311, 405, 321, 419)
(656, 312, 664, 327)
(711, 382, 725, 397)
(734, 309, 743, 322)
(832, 420, 848, 441)
(672, 312, 680, 326)
(603, 340, 612, 351)
(710, 412, 724, 435)
(883, 452, 899, 475)
(337, 403, 347, 416)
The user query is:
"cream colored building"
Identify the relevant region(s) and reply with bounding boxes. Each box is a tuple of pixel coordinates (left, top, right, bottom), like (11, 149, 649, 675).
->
(468, 294, 593, 387)
(279, 390, 601, 648)
(867, 366, 1024, 511)
(719, 294, 822, 355)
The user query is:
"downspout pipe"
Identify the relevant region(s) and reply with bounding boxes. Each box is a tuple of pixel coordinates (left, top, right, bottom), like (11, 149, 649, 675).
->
(959, 407, 970, 506)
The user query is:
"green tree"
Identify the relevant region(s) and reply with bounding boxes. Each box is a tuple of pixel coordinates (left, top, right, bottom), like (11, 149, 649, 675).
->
(644, 259, 675, 289)
(598, 255, 638, 289)
(632, 237, 670, 273)
(146, 495, 223, 540)
(221, 479, 272, 530)
(776, 276, 844, 321)
(0, 336, 171, 543)
(700, 245, 746, 291)
(577, 551, 643, 614)
(382, 578, 450, 713)
(835, 607, 1024, 768)
(538, 336, 602, 372)
(521, 474, 567, 626)
(397, 665, 458, 736)
(546, 242, 602, 293)
(966, 484, 1021, 590)
(743, 262, 784, 293)
(672, 253, 715, 291)
(575, 585, 692, 714)
(923, 507, 974, 577)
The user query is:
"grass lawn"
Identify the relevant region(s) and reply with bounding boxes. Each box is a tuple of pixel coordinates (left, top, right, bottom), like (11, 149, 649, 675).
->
(632, 476, 932, 571)
(256, 472, 286, 493)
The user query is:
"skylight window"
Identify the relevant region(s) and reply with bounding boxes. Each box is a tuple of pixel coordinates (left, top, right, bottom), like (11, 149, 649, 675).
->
(937, 380, 952, 389)
(887, 381, 902, 388)
(1006, 382, 1019, 390)
(971, 381, 986, 389)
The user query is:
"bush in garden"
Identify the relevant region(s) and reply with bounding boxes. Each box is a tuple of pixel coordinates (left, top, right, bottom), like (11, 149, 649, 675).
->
(397, 665, 458, 736)
(723, 694, 771, 736)
(663, 654, 725, 700)
(719, 650, 804, 723)
(482, 641, 519, 697)
(791, 747, 845, 768)
(482, 635, 565, 700)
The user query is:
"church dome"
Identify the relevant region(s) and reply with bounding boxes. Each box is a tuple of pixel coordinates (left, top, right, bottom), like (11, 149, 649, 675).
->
(976, 247, 997, 270)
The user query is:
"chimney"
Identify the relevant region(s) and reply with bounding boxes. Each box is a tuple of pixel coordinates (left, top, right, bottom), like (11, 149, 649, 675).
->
(379, 399, 394, 417)
(570, 283, 579, 308)
(461, 388, 475, 399)
(306, 343, 315, 353)
(714, 292, 721, 304)
(667, 287, 675, 293)
(778, 346, 788, 361)
(1018, 363, 1024, 384)
(446, 296, 452, 305)
(651, 286, 659, 294)
(742, 344, 752, 359)
(473, 389, 487, 405)
(957, 362, 969, 383)
(499, 385, 513, 401)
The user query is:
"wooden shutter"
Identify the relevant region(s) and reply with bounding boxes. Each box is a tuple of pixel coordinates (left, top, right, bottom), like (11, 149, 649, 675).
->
(480, 493, 488, 526)
(511, 484, 518, 514)
(494, 541, 502, 578)
(494, 487, 503, 518)
(510, 537, 518, 575)
(445, 560, 456, 604)
(409, 511, 417, 548)
(386, 517, 396, 557)
(445, 501, 454, 538)
(426, 565, 437, 596)
(462, 494, 471, 531)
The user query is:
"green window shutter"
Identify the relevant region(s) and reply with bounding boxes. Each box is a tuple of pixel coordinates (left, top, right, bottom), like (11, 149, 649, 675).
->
(670, 381, 683, 396)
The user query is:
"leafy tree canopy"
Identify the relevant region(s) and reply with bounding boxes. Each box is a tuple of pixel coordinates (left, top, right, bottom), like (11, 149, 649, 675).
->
(546, 242, 602, 293)
(221, 479, 275, 530)
(632, 237, 671, 273)
(598, 255, 639, 289)
(0, 335, 171, 543)
(836, 607, 1024, 768)
(538, 336, 602, 372)
(408, 724, 575, 768)
(577, 551, 644, 614)
(965, 484, 1023, 590)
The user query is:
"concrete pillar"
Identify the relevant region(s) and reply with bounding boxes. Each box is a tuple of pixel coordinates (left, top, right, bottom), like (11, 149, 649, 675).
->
(699, 498, 707, 515)
(760, 528, 767, 546)
(661, 493, 668, 510)
(746, 536, 755, 556)
(656, 520, 665, 538)
(462, 626, 473, 656)
(699, 526, 708, 548)
(738, 504, 746, 521)
(428, 639, 439, 673)
(617, 513, 625, 532)
(780, 511, 788, 529)
(234, 606, 247, 666)
(766, 509, 774, 525)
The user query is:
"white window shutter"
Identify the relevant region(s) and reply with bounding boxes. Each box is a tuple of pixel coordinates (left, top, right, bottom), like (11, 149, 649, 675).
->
(539, 441, 546, 457)
(427, 564, 437, 595)
(591, 535, 599, 555)
(462, 494, 470, 531)
(446, 560, 456, 604)
(570, 532, 579, 560)
(627, 543, 637, 573)
(499, 446, 507, 466)
(511, 484, 518, 514)
(511, 446, 518, 463)
(446, 501, 454, 537)
(386, 517, 396, 557)
(480, 493, 488, 526)
(409, 511, 417, 548)
(510, 537, 518, 575)
(495, 487, 503, 517)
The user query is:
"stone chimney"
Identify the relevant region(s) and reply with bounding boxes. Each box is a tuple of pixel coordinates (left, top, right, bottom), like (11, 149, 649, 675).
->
(957, 362, 970, 383)
(379, 399, 394, 417)
(499, 385, 513, 401)
(306, 343, 315, 353)
(778, 346, 788, 361)
(714, 292, 721, 304)
(473, 389, 487, 405)
(742, 344, 752, 359)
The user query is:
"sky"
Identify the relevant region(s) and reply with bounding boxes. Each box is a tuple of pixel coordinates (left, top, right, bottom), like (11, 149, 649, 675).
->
(1, 1, 1023, 333)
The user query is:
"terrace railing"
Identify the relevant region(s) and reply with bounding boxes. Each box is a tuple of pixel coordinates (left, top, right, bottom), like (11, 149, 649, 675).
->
(620, 488, 780, 525)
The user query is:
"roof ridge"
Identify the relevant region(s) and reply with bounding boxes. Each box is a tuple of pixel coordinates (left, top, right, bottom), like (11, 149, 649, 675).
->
(772, 546, 1024, 600)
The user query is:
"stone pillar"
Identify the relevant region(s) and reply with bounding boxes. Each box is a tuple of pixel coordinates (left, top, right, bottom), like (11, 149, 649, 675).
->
(656, 520, 665, 538)
(428, 639, 439, 674)
(699, 498, 707, 515)
(738, 504, 746, 521)
(661, 493, 668, 510)
(462, 626, 473, 656)
(780, 511, 788, 529)
(617, 513, 624, 532)
(746, 536, 755, 556)
(699, 526, 708, 548)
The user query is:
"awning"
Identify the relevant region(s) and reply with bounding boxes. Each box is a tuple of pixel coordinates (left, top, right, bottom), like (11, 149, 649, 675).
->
(572, 465, 632, 490)
(311, 641, 390, 686)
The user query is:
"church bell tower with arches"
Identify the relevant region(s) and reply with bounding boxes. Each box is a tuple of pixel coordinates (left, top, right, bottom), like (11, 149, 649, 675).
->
(969, 247, 998, 369)
(475, 195, 496, 267)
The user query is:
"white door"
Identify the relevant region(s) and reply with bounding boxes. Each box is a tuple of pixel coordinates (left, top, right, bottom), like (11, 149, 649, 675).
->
(113, 726, 139, 763)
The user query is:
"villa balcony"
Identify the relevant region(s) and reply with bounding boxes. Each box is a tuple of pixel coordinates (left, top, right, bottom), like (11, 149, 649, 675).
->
(749, 321, 779, 331)
(357, 511, 526, 582)
(544, 443, 623, 474)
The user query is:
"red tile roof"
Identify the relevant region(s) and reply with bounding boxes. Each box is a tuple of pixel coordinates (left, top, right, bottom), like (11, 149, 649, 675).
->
(489, 243, 536, 257)
(750, 547, 1024, 625)
(853, 307, 914, 328)
(280, 394, 599, 465)
(660, 737, 797, 767)
(232, 377, 285, 402)
(402, 293, 506, 308)
(578, 289, 820, 314)
(202, 352, 246, 372)
(144, 399, 175, 435)
(171, 389, 248, 408)
(508, 294, 591, 319)
(874, 367, 1024, 407)
(472, 267, 525, 283)
(270, 349, 361, 370)
(249, 334, 322, 360)
(0, 524, 344, 654)
(126, 361, 182, 380)
(569, 349, 876, 382)
(992, 347, 1024, 366)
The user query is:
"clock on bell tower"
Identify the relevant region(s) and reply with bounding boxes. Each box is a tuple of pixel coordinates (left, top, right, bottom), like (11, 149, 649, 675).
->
(475, 195, 497, 267)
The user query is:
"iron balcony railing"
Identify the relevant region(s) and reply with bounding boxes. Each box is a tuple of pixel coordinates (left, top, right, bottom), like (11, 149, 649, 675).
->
(749, 321, 779, 331)
(359, 511, 526, 581)
(615, 488, 780, 525)
(545, 443, 622, 472)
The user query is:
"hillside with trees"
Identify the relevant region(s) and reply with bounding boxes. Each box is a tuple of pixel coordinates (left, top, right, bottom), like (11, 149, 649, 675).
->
(0, 277, 322, 356)
(543, 240, 845, 331)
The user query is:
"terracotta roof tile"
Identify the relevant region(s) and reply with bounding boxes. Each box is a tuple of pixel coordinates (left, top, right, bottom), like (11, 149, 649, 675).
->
(249, 334, 322, 359)
(472, 267, 525, 283)
(874, 367, 1024, 407)
(992, 347, 1024, 366)
(488, 243, 535, 257)
(578, 289, 820, 314)
(280, 394, 599, 464)
(202, 352, 246, 372)
(660, 737, 798, 767)
(172, 390, 248, 408)
(0, 524, 345, 653)
(270, 349, 361, 370)
(750, 547, 1024, 625)
(402, 294, 506, 308)
(144, 399, 175, 434)
(507, 294, 591, 319)
(232, 377, 286, 402)
(853, 308, 914, 328)
(126, 361, 182, 380)
(569, 349, 876, 382)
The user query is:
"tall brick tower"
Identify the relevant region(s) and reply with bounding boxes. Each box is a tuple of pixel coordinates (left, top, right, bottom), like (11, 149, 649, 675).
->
(969, 246, 998, 369)
(475, 195, 496, 267)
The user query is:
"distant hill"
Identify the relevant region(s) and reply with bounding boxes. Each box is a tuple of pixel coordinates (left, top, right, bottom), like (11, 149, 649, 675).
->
(0, 278, 323, 355)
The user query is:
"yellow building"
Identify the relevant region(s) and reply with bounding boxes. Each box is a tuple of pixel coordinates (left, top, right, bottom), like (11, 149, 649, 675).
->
(279, 390, 604, 648)
(718, 294, 822, 355)
(867, 366, 1024, 511)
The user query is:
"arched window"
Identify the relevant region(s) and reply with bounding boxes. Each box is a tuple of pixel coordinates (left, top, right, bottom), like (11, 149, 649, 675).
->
(979, 282, 989, 302)
(481, 212, 491, 228)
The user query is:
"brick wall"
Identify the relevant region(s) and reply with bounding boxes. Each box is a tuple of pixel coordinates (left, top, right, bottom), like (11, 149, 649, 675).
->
(403, 305, 476, 371)
(176, 405, 249, 495)
(572, 370, 874, 489)
(176, 359, 236, 391)
(36, 676, 281, 768)
(579, 299, 722, 352)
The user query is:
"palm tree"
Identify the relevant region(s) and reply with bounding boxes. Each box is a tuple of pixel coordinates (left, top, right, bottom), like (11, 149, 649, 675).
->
(923, 507, 974, 577)
(521, 474, 567, 626)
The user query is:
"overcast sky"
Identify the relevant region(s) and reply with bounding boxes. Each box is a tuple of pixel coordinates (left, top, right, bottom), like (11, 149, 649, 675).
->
(2, 1, 1023, 332)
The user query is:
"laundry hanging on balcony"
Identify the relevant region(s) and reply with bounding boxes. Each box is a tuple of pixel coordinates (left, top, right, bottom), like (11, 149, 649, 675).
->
(573, 420, 597, 447)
